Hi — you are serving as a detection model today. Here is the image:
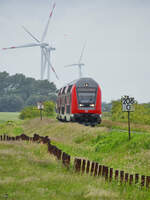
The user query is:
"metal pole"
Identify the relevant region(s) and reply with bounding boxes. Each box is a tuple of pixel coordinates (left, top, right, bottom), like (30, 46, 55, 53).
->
(128, 111, 131, 140)
(40, 109, 42, 120)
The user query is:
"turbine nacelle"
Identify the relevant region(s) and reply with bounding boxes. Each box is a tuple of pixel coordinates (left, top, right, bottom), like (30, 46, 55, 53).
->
(40, 42, 49, 47)
(64, 43, 86, 78)
(79, 63, 84, 66)
(46, 46, 56, 51)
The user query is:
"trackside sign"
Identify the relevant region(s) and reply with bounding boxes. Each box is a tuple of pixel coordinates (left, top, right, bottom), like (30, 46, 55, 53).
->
(121, 96, 135, 112)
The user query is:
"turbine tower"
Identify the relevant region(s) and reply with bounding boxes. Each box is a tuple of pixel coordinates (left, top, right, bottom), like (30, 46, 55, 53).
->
(2, 2, 58, 82)
(64, 43, 86, 78)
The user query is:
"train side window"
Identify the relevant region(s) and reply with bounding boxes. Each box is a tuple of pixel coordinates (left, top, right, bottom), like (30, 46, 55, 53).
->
(66, 105, 70, 114)
(62, 107, 65, 114)
(62, 87, 66, 94)
(67, 85, 73, 93)
(70, 95, 72, 104)
(65, 96, 67, 104)
(58, 89, 61, 95)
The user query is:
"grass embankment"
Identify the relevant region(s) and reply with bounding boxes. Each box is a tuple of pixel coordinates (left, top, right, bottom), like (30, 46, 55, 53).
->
(1, 115, 150, 199)
(0, 140, 141, 200)
(22, 118, 150, 175)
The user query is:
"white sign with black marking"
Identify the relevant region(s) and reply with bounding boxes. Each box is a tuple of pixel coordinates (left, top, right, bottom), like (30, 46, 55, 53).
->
(122, 96, 135, 112)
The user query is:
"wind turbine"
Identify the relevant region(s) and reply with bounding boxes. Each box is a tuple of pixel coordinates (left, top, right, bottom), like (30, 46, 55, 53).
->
(64, 43, 86, 78)
(2, 2, 59, 82)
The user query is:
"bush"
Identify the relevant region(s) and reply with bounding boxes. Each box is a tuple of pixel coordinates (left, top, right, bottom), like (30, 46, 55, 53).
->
(43, 101, 55, 117)
(19, 101, 55, 119)
(111, 100, 150, 125)
(19, 106, 39, 119)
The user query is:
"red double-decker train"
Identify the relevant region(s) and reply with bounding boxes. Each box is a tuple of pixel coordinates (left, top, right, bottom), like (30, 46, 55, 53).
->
(56, 77, 102, 125)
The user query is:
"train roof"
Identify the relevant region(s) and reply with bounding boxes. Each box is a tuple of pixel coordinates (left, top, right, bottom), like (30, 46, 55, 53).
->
(66, 77, 99, 87)
(58, 77, 99, 94)
(59, 77, 98, 94)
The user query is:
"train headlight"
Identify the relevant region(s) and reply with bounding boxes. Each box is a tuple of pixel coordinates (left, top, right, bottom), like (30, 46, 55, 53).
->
(79, 104, 84, 107)
(90, 104, 95, 107)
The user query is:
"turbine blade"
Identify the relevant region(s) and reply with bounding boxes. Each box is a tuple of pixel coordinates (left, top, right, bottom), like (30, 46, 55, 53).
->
(41, 3, 56, 42)
(42, 49, 59, 80)
(2, 43, 41, 50)
(49, 62, 59, 80)
(42, 48, 47, 78)
(64, 64, 78, 67)
(22, 26, 40, 43)
(78, 41, 86, 64)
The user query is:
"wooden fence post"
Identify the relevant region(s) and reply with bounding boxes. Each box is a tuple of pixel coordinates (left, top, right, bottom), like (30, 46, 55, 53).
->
(109, 168, 113, 182)
(125, 173, 129, 183)
(74, 158, 81, 173)
(102, 166, 106, 177)
(141, 175, 145, 187)
(86, 160, 90, 174)
(62, 152, 66, 165)
(94, 163, 98, 176)
(105, 166, 108, 180)
(62, 152, 70, 167)
(129, 174, 133, 185)
(4, 134, 6, 141)
(52, 146, 57, 156)
(135, 174, 139, 184)
(115, 170, 119, 181)
(98, 165, 102, 176)
(66, 154, 70, 167)
(74, 158, 77, 171)
(57, 149, 62, 160)
(90, 162, 95, 176)
(120, 171, 124, 184)
(82, 159, 86, 174)
(55, 148, 59, 159)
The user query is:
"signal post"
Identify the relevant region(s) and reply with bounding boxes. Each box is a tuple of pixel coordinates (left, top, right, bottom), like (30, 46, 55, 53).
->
(37, 102, 44, 120)
(121, 96, 135, 140)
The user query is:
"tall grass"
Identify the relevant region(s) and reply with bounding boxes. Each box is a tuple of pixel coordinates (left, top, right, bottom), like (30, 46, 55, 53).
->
(0, 141, 150, 200)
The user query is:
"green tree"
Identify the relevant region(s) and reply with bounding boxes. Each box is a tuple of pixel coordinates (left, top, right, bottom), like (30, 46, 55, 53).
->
(25, 95, 48, 106)
(0, 71, 58, 111)
(0, 95, 24, 112)
(0, 71, 10, 96)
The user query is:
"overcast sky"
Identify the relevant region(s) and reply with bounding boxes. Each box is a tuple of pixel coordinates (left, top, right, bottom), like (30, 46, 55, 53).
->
(0, 0, 150, 103)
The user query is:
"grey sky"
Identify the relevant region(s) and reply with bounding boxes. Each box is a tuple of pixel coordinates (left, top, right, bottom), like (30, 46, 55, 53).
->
(0, 0, 150, 103)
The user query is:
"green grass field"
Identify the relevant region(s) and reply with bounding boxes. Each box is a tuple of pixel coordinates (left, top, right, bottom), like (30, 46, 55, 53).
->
(0, 113, 150, 199)
(0, 112, 20, 123)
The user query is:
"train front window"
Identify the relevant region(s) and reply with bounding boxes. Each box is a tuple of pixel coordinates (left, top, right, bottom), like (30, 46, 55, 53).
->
(77, 88, 97, 105)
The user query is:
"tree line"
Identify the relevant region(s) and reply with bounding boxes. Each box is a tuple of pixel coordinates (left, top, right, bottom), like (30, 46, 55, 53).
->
(0, 71, 57, 112)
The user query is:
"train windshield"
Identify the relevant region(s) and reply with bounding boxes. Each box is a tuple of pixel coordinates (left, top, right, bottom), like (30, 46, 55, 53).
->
(77, 88, 97, 104)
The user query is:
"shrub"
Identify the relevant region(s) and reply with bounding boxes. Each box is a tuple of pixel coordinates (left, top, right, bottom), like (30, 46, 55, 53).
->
(19, 101, 55, 119)
(19, 106, 39, 119)
(111, 100, 150, 125)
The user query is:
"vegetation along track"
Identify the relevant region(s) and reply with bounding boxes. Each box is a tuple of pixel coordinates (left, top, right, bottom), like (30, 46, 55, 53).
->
(0, 132, 150, 189)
